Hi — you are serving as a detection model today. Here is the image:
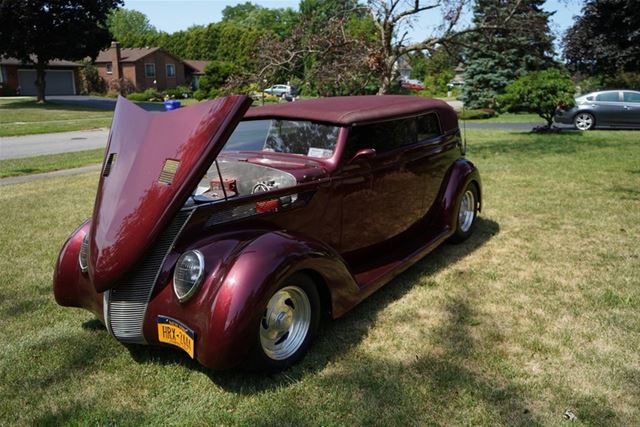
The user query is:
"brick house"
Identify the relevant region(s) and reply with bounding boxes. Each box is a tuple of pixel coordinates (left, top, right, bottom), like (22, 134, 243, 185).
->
(0, 56, 81, 96)
(95, 42, 204, 92)
(182, 60, 210, 89)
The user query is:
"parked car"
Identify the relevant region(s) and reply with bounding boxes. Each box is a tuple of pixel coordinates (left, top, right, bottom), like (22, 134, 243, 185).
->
(554, 90, 640, 130)
(263, 84, 295, 97)
(400, 79, 426, 91)
(53, 95, 482, 371)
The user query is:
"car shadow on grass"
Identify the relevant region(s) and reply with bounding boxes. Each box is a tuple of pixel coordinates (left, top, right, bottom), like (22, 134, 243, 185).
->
(126, 220, 498, 369)
(118, 216, 624, 424)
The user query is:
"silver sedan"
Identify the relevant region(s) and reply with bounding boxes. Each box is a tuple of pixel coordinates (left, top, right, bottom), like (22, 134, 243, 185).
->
(554, 90, 640, 130)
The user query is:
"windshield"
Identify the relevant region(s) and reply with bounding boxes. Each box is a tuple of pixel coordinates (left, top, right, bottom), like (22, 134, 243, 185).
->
(223, 119, 340, 159)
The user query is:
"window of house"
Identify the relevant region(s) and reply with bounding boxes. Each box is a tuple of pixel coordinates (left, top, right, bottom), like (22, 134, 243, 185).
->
(0, 65, 5, 83)
(166, 64, 176, 78)
(595, 91, 620, 102)
(145, 63, 156, 77)
(106, 63, 112, 74)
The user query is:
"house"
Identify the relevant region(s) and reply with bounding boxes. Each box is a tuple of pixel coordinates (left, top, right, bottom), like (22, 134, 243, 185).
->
(394, 56, 412, 81)
(182, 60, 210, 89)
(95, 42, 202, 92)
(0, 56, 81, 96)
(450, 63, 465, 87)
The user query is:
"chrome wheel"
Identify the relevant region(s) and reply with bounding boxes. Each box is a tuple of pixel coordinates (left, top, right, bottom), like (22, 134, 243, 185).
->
(458, 190, 475, 233)
(574, 113, 594, 130)
(260, 286, 311, 361)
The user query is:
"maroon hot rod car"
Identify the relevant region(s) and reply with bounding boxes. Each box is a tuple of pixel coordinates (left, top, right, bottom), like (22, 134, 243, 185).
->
(54, 95, 481, 370)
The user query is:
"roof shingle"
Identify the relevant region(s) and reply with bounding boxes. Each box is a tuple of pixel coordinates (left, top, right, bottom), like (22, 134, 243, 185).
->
(95, 47, 160, 63)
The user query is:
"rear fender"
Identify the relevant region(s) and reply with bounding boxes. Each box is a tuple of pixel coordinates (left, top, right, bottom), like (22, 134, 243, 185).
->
(432, 158, 482, 230)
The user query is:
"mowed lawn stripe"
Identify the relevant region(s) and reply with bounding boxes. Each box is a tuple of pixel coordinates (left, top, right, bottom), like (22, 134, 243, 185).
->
(0, 148, 105, 178)
(0, 98, 113, 137)
(0, 129, 638, 425)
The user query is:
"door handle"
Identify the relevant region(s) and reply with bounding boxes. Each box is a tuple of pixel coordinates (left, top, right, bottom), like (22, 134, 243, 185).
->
(623, 105, 631, 110)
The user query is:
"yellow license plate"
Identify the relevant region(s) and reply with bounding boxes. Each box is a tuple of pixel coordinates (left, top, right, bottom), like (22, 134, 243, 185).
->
(157, 316, 195, 358)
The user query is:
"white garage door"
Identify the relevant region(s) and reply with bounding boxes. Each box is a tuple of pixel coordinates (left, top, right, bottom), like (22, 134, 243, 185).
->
(17, 69, 76, 95)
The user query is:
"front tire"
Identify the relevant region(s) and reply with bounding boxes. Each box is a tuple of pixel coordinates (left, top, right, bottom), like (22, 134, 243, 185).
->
(249, 273, 320, 371)
(574, 112, 595, 130)
(450, 183, 478, 243)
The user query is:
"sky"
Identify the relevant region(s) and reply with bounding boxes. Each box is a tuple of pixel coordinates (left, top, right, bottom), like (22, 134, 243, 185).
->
(125, 0, 584, 45)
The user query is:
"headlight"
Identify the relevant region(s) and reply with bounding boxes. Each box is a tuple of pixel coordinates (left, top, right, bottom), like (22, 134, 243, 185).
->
(173, 250, 205, 302)
(78, 233, 89, 273)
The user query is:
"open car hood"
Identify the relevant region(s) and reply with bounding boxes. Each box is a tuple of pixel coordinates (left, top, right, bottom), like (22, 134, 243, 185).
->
(88, 96, 252, 291)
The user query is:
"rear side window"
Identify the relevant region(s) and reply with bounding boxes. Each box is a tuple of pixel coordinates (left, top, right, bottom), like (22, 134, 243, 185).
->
(595, 92, 620, 102)
(417, 113, 440, 141)
(346, 118, 415, 158)
(623, 92, 640, 103)
(346, 112, 441, 158)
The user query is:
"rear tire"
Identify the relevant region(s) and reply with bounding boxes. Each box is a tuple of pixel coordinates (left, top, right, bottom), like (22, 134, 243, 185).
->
(574, 112, 595, 130)
(449, 183, 478, 243)
(248, 273, 320, 371)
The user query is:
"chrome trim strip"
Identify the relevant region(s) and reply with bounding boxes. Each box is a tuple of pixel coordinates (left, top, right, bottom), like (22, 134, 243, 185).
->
(103, 290, 113, 336)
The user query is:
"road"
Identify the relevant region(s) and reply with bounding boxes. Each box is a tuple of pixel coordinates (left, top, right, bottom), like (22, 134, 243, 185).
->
(1, 95, 556, 160)
(0, 129, 110, 160)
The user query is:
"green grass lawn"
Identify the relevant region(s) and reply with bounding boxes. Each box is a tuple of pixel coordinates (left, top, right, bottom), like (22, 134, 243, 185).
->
(0, 98, 201, 137)
(0, 98, 113, 137)
(1, 129, 639, 425)
(0, 149, 104, 178)
(475, 113, 544, 123)
(458, 112, 545, 124)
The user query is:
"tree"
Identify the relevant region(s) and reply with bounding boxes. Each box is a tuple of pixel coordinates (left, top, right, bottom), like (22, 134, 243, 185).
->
(226, 16, 377, 96)
(498, 69, 576, 128)
(0, 0, 122, 102)
(365, 0, 489, 94)
(462, 0, 556, 109)
(194, 61, 239, 99)
(106, 8, 158, 47)
(408, 47, 460, 95)
(564, 0, 640, 78)
(222, 2, 298, 38)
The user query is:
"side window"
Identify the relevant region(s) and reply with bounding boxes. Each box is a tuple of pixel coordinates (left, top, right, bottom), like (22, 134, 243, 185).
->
(346, 118, 416, 159)
(417, 113, 441, 141)
(623, 92, 640, 103)
(595, 92, 620, 102)
(144, 63, 156, 77)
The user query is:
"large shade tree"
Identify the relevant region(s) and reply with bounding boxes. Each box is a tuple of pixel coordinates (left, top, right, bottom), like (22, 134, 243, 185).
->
(461, 0, 556, 109)
(226, 15, 378, 96)
(106, 8, 158, 47)
(0, 0, 121, 102)
(564, 0, 640, 78)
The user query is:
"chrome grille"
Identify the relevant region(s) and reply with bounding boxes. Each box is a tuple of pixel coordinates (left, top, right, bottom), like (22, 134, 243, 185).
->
(106, 209, 192, 344)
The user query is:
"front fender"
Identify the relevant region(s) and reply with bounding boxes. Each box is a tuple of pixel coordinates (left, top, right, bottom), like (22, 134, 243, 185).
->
(205, 230, 356, 369)
(143, 230, 356, 370)
(52, 220, 104, 319)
